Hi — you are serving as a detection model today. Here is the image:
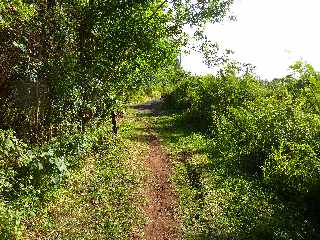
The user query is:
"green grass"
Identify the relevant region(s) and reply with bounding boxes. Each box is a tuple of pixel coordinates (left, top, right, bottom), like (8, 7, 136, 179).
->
(0, 114, 149, 239)
(2, 99, 317, 239)
(147, 111, 316, 240)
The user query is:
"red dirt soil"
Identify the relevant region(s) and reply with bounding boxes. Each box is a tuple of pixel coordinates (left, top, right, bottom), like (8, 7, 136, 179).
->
(143, 127, 180, 240)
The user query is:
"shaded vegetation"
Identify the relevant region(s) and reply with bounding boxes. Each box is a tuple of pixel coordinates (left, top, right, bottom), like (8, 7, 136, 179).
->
(153, 61, 320, 239)
(0, 113, 150, 239)
(2, 0, 320, 239)
(0, 0, 232, 237)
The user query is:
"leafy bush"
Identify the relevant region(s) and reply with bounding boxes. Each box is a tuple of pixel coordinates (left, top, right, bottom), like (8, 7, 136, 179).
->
(0, 123, 113, 236)
(164, 61, 320, 207)
(158, 62, 320, 238)
(265, 141, 320, 196)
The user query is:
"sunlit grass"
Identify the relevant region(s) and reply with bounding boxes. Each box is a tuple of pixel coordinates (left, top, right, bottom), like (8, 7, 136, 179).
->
(149, 112, 314, 240)
(4, 115, 150, 239)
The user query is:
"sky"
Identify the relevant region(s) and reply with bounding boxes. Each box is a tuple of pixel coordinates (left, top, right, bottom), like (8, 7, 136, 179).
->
(181, 0, 320, 80)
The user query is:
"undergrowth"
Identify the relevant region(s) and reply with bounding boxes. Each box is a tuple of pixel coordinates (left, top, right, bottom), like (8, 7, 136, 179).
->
(151, 113, 318, 239)
(150, 62, 320, 239)
(0, 116, 147, 239)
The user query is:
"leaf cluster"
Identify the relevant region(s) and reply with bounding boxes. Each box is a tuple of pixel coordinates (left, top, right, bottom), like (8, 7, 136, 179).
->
(164, 61, 320, 201)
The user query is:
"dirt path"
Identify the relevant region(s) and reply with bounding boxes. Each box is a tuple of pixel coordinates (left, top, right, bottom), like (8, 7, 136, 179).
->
(131, 101, 180, 240)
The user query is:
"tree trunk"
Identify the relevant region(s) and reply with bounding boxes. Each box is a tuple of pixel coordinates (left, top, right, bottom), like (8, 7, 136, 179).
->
(111, 111, 117, 134)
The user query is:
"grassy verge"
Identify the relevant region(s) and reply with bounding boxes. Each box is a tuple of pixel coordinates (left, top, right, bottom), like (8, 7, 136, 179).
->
(148, 111, 315, 240)
(1, 113, 149, 239)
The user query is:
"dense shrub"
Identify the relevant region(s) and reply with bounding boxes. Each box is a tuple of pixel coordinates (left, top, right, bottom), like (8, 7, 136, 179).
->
(0, 123, 111, 196)
(164, 62, 320, 201)
(0, 122, 113, 235)
(264, 141, 320, 195)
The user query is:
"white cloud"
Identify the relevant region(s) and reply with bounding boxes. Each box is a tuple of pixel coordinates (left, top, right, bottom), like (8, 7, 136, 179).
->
(182, 0, 320, 80)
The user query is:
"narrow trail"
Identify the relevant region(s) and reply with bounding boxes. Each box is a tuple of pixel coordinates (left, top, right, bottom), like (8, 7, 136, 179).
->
(131, 101, 180, 240)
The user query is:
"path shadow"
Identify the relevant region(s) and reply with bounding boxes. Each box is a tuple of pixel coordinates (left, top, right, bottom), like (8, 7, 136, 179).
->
(130, 99, 168, 116)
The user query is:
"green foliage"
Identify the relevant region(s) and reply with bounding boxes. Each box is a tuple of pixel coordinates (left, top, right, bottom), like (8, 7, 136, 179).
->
(164, 62, 320, 189)
(164, 65, 266, 131)
(152, 113, 314, 240)
(0, 0, 234, 237)
(17, 118, 146, 239)
(0, 123, 114, 237)
(0, 123, 109, 195)
(161, 61, 320, 238)
(265, 141, 320, 196)
(0, 0, 233, 142)
(0, 0, 36, 29)
(0, 0, 176, 142)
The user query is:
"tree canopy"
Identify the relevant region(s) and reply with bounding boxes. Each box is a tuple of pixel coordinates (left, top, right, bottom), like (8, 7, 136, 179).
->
(0, 0, 233, 142)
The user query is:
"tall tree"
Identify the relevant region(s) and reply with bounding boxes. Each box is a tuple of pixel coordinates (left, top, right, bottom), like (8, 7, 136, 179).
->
(0, 0, 233, 140)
